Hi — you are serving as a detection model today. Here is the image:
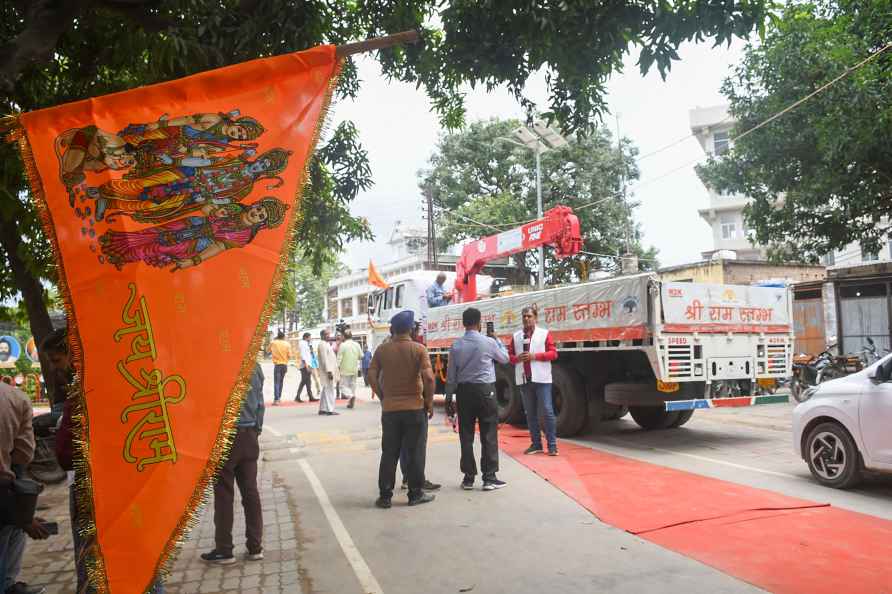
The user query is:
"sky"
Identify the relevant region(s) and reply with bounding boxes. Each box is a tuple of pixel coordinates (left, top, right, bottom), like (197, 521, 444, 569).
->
(331, 39, 748, 272)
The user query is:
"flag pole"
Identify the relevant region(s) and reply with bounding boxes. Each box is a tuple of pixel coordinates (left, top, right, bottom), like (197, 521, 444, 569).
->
(335, 30, 420, 58)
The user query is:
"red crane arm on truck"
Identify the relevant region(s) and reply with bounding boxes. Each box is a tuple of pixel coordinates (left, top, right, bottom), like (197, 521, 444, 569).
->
(453, 205, 582, 303)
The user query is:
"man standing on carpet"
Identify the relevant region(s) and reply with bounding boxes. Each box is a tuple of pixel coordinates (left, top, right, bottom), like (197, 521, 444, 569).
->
(202, 362, 265, 564)
(445, 307, 509, 492)
(269, 331, 291, 405)
(337, 331, 363, 409)
(368, 310, 436, 509)
(316, 329, 339, 416)
(509, 306, 559, 456)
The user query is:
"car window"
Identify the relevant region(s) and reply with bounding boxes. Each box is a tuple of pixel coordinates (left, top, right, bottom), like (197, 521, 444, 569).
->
(395, 284, 404, 308)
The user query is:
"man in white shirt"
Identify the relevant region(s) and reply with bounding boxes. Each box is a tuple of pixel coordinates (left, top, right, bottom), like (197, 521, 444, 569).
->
(509, 306, 559, 456)
(295, 333, 317, 402)
(316, 330, 340, 416)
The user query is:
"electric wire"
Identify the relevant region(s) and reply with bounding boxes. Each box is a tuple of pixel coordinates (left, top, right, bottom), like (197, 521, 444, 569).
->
(432, 42, 892, 236)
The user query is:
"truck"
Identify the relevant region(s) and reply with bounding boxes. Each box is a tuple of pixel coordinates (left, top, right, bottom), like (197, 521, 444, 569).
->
(365, 205, 792, 434)
(423, 273, 793, 434)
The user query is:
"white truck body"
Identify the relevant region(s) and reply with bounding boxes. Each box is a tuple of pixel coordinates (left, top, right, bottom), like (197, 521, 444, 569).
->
(426, 273, 792, 384)
(371, 273, 792, 433)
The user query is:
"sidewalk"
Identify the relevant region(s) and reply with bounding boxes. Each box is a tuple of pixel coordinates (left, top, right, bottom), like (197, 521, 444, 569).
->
(19, 466, 303, 594)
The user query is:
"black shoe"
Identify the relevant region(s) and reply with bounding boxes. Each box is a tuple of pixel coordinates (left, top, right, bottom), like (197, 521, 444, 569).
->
(408, 493, 436, 506)
(375, 497, 392, 509)
(423, 480, 442, 491)
(347, 397, 356, 409)
(295, 397, 304, 403)
(318, 411, 326, 415)
(244, 549, 264, 561)
(548, 447, 559, 456)
(524, 445, 544, 455)
(461, 475, 474, 490)
(483, 477, 507, 491)
(200, 549, 235, 565)
(309, 397, 319, 402)
(5, 582, 46, 594)
(327, 411, 340, 416)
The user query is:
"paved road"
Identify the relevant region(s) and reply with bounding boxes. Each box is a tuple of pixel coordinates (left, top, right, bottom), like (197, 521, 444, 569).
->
(18, 361, 892, 593)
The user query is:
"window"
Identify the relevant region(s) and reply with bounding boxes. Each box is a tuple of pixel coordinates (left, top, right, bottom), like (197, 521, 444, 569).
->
(383, 288, 394, 310)
(340, 298, 353, 317)
(720, 216, 737, 241)
(713, 131, 730, 156)
(861, 242, 879, 262)
(822, 252, 835, 266)
(327, 298, 337, 320)
(395, 284, 405, 308)
(358, 294, 369, 314)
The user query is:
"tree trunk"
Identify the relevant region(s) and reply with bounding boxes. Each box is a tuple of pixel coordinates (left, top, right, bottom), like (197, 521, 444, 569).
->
(0, 215, 61, 404)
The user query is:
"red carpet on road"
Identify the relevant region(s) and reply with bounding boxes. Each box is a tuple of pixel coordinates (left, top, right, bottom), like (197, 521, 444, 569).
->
(500, 430, 892, 594)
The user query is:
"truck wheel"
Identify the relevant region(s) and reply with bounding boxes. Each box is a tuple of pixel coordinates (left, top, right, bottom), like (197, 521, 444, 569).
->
(668, 409, 694, 428)
(628, 406, 681, 430)
(551, 365, 587, 437)
(602, 404, 628, 421)
(495, 365, 524, 425)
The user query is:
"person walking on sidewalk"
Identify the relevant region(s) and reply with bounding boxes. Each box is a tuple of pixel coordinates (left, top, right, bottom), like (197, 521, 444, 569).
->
(337, 331, 363, 409)
(444, 307, 509, 492)
(361, 346, 372, 386)
(202, 363, 265, 565)
(368, 310, 436, 509)
(269, 331, 291, 405)
(317, 329, 339, 416)
(509, 306, 559, 456)
(295, 333, 318, 403)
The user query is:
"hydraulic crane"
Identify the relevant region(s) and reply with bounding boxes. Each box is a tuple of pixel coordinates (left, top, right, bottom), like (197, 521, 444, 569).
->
(453, 205, 582, 303)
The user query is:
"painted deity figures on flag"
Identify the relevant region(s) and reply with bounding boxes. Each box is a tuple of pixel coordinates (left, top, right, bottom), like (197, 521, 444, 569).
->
(98, 197, 288, 271)
(56, 111, 265, 201)
(6, 43, 341, 594)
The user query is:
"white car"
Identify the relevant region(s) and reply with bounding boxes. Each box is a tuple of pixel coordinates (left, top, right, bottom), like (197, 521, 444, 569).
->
(792, 354, 892, 488)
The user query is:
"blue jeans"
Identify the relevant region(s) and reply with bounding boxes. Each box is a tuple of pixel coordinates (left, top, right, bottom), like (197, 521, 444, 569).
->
(0, 524, 24, 590)
(521, 382, 557, 450)
(273, 364, 287, 402)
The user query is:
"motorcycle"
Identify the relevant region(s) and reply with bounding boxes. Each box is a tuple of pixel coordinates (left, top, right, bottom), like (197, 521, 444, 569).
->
(858, 337, 890, 367)
(791, 345, 847, 403)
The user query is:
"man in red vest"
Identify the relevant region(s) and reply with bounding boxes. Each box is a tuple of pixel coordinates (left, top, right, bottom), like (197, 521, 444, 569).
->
(508, 306, 559, 456)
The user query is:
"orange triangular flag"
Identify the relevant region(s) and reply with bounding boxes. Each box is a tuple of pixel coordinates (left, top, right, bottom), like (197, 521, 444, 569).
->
(6, 45, 340, 593)
(368, 260, 390, 289)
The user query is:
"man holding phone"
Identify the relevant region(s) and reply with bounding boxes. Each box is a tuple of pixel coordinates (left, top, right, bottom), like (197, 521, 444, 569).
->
(509, 306, 559, 456)
(444, 308, 509, 491)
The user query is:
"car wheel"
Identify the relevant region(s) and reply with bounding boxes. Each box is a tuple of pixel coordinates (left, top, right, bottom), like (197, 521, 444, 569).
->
(805, 422, 862, 489)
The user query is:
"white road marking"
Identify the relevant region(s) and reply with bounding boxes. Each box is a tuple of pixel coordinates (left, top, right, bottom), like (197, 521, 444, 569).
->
(597, 437, 803, 480)
(298, 458, 384, 594)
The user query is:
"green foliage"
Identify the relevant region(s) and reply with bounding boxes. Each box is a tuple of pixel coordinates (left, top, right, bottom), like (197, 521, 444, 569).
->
(0, 0, 768, 320)
(696, 0, 892, 261)
(275, 252, 347, 328)
(420, 118, 658, 283)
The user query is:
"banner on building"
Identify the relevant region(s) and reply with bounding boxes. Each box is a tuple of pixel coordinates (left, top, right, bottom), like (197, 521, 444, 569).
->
(4, 45, 341, 593)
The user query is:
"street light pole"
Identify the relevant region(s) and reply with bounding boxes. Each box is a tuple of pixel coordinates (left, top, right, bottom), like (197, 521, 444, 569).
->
(535, 141, 544, 290)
